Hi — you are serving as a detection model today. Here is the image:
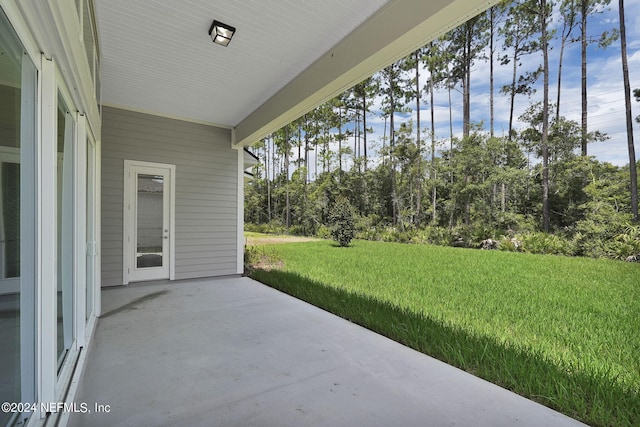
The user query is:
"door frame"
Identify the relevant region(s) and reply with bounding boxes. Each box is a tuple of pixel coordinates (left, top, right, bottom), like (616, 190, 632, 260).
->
(123, 159, 175, 284)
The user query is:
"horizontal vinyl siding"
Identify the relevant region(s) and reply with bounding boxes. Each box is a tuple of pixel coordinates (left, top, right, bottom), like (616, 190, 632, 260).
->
(101, 106, 237, 286)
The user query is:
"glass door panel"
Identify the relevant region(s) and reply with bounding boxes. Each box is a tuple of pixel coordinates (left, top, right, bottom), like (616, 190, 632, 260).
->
(136, 174, 164, 269)
(0, 8, 36, 425)
(56, 97, 74, 372)
(125, 162, 172, 283)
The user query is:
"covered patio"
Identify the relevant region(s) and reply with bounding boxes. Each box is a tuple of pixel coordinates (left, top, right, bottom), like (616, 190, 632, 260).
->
(0, 1, 602, 425)
(68, 277, 584, 426)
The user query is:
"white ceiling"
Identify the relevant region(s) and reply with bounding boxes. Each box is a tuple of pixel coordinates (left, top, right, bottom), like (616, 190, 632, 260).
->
(94, 0, 389, 128)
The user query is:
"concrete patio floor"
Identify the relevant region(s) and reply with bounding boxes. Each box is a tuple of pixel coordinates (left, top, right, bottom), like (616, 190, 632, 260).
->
(69, 277, 585, 427)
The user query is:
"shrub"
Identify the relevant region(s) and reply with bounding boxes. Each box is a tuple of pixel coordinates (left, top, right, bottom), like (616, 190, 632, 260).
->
(519, 232, 575, 256)
(244, 221, 286, 235)
(379, 227, 412, 243)
(356, 227, 380, 241)
(412, 226, 452, 246)
(498, 236, 522, 252)
(288, 224, 311, 236)
(330, 197, 356, 247)
(606, 225, 640, 260)
(316, 225, 332, 239)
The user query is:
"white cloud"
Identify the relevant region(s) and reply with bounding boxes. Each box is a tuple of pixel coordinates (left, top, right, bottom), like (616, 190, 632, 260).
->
(455, 2, 638, 166)
(286, 1, 640, 169)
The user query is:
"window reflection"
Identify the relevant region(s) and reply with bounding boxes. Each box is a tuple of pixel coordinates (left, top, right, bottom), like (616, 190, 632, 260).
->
(136, 174, 164, 268)
(56, 97, 74, 371)
(0, 8, 36, 426)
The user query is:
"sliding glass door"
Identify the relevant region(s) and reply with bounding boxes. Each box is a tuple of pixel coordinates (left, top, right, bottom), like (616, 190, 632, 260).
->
(0, 8, 37, 426)
(56, 97, 75, 371)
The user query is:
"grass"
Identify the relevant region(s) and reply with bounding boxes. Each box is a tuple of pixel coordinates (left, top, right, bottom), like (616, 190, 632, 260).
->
(247, 239, 640, 427)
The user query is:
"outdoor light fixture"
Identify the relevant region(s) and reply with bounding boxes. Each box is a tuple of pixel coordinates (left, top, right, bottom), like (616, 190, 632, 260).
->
(209, 20, 235, 47)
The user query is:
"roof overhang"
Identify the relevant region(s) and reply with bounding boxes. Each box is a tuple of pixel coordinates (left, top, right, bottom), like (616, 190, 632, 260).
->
(234, 0, 499, 147)
(94, 0, 499, 148)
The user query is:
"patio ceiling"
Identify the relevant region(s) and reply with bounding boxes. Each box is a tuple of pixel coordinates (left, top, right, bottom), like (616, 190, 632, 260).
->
(95, 0, 499, 147)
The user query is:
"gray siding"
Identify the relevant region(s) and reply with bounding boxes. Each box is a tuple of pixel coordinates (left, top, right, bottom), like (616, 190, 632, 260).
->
(101, 107, 237, 286)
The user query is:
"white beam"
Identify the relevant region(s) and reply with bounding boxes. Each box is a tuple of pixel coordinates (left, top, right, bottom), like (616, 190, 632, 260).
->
(234, 0, 499, 147)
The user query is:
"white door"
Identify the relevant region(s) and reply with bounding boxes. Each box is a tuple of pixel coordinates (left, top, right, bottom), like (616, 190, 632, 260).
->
(124, 160, 175, 283)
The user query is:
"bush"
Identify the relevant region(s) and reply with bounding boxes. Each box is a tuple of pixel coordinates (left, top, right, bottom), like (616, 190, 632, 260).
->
(379, 227, 412, 243)
(330, 197, 356, 247)
(498, 236, 522, 252)
(519, 232, 575, 256)
(606, 225, 640, 260)
(411, 226, 452, 246)
(288, 224, 309, 236)
(244, 221, 286, 235)
(316, 225, 332, 239)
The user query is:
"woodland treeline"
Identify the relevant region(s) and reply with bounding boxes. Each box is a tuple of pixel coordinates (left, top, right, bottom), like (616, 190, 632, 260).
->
(245, 0, 640, 259)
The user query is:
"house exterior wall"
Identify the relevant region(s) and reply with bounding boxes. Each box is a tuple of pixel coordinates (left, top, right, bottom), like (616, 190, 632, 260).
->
(101, 106, 238, 286)
(1, 0, 103, 421)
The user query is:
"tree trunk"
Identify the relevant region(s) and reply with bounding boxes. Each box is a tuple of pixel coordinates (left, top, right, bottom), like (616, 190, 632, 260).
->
(619, 0, 639, 222)
(430, 59, 437, 225)
(508, 50, 517, 141)
(267, 136, 272, 222)
(581, 0, 588, 156)
(285, 129, 291, 232)
(355, 108, 359, 164)
(390, 78, 398, 225)
(338, 105, 342, 173)
(415, 50, 422, 225)
(304, 115, 309, 183)
(489, 7, 495, 138)
(324, 127, 329, 174)
(363, 91, 368, 171)
(556, 28, 568, 123)
(462, 22, 471, 139)
(557, 0, 577, 123)
(541, 0, 551, 232)
(448, 80, 454, 152)
(297, 122, 301, 162)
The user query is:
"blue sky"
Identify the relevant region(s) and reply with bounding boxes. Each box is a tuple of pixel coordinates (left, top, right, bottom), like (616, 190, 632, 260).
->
(359, 1, 640, 169)
(267, 2, 640, 181)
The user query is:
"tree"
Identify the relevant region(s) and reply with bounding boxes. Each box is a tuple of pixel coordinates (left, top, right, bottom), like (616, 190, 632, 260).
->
(393, 122, 424, 227)
(635, 88, 640, 123)
(578, 0, 617, 156)
(487, 3, 508, 137)
(446, 129, 496, 226)
(425, 40, 447, 224)
(379, 61, 410, 224)
(265, 134, 273, 222)
(556, 0, 579, 123)
(514, 0, 554, 232)
(500, 2, 541, 141)
(330, 197, 355, 247)
(403, 48, 428, 224)
(447, 15, 489, 138)
(580, 0, 589, 156)
(351, 77, 377, 171)
(619, 0, 638, 222)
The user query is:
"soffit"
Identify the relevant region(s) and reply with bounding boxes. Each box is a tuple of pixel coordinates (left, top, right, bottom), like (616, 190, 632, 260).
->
(94, 0, 389, 128)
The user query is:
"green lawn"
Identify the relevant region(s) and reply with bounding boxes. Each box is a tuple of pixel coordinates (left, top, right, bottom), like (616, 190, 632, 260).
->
(247, 239, 640, 426)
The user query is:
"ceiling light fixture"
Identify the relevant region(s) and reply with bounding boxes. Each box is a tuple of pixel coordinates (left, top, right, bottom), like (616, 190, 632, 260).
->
(209, 20, 236, 47)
